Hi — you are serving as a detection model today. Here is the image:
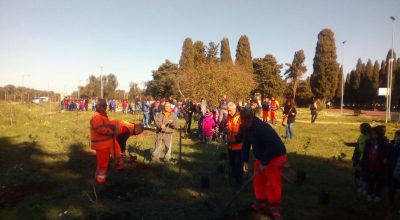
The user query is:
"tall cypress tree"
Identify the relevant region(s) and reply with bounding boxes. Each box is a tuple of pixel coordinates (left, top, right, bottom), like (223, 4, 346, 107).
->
(310, 29, 339, 103)
(360, 60, 374, 104)
(379, 60, 387, 87)
(179, 38, 194, 70)
(221, 37, 233, 64)
(235, 35, 253, 72)
(344, 73, 352, 104)
(193, 41, 206, 66)
(335, 65, 343, 102)
(372, 60, 380, 94)
(351, 59, 363, 104)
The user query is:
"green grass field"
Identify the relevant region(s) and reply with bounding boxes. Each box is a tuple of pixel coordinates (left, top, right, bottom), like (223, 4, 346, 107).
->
(0, 102, 400, 220)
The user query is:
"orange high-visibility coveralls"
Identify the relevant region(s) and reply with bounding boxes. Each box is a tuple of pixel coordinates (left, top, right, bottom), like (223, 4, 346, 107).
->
(111, 120, 136, 153)
(270, 100, 280, 123)
(226, 113, 243, 184)
(90, 112, 124, 183)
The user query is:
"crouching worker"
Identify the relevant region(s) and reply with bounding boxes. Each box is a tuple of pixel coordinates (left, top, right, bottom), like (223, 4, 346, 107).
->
(152, 102, 179, 163)
(111, 120, 145, 156)
(90, 99, 124, 183)
(239, 108, 287, 220)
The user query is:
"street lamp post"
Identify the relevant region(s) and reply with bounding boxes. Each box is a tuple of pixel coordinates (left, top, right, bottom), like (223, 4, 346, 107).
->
(77, 80, 82, 100)
(100, 64, 104, 99)
(341, 41, 347, 115)
(21, 74, 30, 103)
(386, 16, 396, 123)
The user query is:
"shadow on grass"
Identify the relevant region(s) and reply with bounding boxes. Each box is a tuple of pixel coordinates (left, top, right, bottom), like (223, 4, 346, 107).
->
(0, 135, 399, 220)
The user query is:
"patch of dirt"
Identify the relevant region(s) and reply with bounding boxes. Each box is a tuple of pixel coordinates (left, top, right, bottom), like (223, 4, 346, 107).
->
(0, 181, 56, 207)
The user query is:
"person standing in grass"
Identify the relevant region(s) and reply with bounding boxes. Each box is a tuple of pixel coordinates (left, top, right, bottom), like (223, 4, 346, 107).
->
(261, 97, 270, 123)
(351, 123, 371, 193)
(239, 107, 287, 220)
(388, 130, 400, 204)
(141, 97, 150, 128)
(152, 102, 179, 163)
(282, 99, 297, 140)
(361, 126, 390, 203)
(310, 98, 318, 123)
(201, 110, 216, 144)
(270, 97, 280, 125)
(226, 102, 244, 187)
(90, 99, 124, 183)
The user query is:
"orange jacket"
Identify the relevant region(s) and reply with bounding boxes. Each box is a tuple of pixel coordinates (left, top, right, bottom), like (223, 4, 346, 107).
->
(90, 112, 115, 150)
(110, 120, 135, 135)
(270, 100, 280, 111)
(227, 113, 242, 150)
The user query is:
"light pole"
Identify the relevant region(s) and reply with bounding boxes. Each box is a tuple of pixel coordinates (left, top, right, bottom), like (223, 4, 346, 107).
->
(21, 74, 30, 103)
(77, 80, 82, 99)
(100, 64, 104, 99)
(341, 40, 347, 115)
(386, 16, 396, 123)
(22, 74, 30, 87)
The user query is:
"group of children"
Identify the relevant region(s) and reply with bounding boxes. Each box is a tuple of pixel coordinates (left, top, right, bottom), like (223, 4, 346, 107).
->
(352, 123, 400, 204)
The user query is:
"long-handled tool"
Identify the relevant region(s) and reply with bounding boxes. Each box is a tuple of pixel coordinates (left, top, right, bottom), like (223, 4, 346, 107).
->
(218, 167, 265, 216)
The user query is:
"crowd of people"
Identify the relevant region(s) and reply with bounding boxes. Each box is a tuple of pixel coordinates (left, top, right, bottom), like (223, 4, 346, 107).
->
(352, 123, 400, 204)
(87, 92, 400, 219)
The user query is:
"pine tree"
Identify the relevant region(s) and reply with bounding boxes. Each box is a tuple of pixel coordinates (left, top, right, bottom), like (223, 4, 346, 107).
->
(252, 55, 285, 98)
(147, 60, 179, 98)
(179, 38, 194, 70)
(310, 29, 339, 103)
(193, 41, 206, 66)
(284, 49, 307, 99)
(220, 37, 233, 64)
(206, 41, 219, 64)
(235, 35, 253, 73)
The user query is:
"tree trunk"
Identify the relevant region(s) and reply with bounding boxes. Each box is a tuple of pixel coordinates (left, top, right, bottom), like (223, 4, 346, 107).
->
(292, 80, 298, 100)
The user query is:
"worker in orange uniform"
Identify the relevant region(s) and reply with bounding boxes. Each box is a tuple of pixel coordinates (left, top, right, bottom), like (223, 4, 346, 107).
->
(270, 97, 280, 125)
(111, 119, 144, 156)
(90, 99, 124, 183)
(226, 102, 243, 187)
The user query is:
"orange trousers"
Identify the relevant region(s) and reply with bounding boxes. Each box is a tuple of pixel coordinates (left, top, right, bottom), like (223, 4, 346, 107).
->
(94, 141, 124, 183)
(262, 110, 269, 122)
(270, 110, 278, 122)
(253, 155, 287, 217)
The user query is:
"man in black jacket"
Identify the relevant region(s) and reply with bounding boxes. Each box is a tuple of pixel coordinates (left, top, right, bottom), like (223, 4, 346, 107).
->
(240, 108, 287, 220)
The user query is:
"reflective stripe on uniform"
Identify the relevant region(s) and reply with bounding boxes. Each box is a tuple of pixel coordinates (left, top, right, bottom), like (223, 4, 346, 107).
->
(91, 124, 112, 131)
(91, 136, 113, 143)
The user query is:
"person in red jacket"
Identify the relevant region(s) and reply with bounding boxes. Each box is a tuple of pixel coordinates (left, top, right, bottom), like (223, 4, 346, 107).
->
(121, 100, 128, 114)
(90, 99, 123, 183)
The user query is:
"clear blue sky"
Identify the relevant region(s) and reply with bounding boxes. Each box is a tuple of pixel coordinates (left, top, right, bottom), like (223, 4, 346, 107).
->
(0, 0, 399, 93)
